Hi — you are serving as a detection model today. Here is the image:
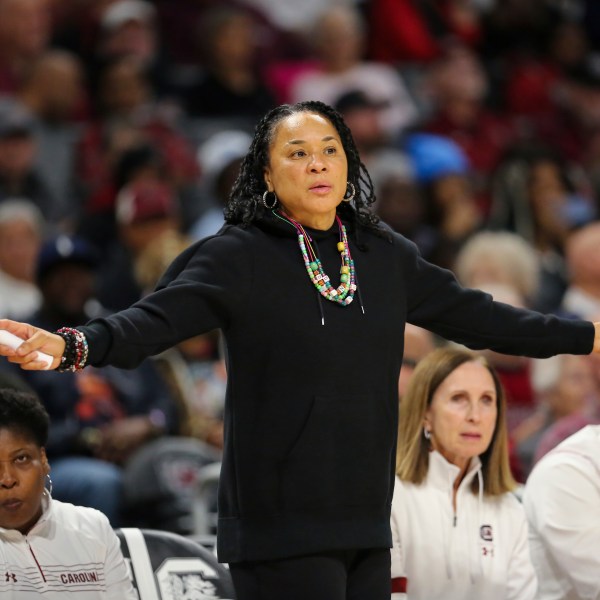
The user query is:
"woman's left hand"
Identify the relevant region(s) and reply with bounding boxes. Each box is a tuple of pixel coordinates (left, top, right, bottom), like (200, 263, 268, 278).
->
(0, 319, 64, 370)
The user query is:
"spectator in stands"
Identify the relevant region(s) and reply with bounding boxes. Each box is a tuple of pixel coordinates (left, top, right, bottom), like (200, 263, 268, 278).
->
(391, 347, 536, 599)
(562, 222, 600, 319)
(129, 228, 226, 450)
(524, 425, 600, 600)
(421, 44, 515, 212)
(1, 100, 599, 600)
(369, 149, 435, 257)
(0, 0, 52, 94)
(241, 0, 340, 36)
(398, 324, 436, 400)
(76, 55, 199, 229)
(502, 20, 592, 163)
(533, 395, 600, 467)
(97, 178, 183, 311)
(511, 353, 597, 479)
(18, 50, 87, 224)
(184, 6, 276, 121)
(488, 146, 596, 314)
(292, 5, 417, 137)
(532, 319, 600, 464)
(97, 0, 157, 70)
(481, 1, 555, 63)
(153, 0, 283, 77)
(189, 129, 252, 241)
(0, 200, 44, 320)
(405, 132, 481, 269)
(0, 387, 137, 598)
(454, 231, 540, 308)
(92, 0, 172, 99)
(368, 0, 485, 64)
(0, 98, 63, 227)
(7, 233, 179, 524)
(333, 90, 395, 167)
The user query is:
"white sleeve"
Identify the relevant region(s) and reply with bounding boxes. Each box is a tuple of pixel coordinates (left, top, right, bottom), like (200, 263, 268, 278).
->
(525, 459, 600, 599)
(100, 519, 138, 600)
(506, 506, 537, 600)
(390, 479, 407, 600)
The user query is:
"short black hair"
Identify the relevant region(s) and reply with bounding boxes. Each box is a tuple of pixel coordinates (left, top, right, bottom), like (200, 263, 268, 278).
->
(0, 388, 49, 447)
(224, 100, 380, 233)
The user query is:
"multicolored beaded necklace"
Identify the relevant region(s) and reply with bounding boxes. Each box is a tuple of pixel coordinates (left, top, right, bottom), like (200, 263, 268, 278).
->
(274, 210, 357, 306)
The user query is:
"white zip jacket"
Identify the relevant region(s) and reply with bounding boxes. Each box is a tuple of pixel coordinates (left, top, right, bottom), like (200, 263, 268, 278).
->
(523, 425, 600, 600)
(390, 451, 537, 600)
(0, 492, 137, 599)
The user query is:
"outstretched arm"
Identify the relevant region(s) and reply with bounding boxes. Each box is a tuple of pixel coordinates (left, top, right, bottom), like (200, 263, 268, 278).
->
(0, 319, 64, 370)
(400, 233, 600, 358)
(594, 323, 600, 354)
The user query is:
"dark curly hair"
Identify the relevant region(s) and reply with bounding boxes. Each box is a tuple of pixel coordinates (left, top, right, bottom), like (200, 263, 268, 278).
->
(0, 388, 49, 447)
(224, 101, 380, 231)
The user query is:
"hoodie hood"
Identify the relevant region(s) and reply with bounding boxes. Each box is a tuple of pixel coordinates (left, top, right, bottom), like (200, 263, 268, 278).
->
(254, 207, 366, 325)
(254, 206, 356, 240)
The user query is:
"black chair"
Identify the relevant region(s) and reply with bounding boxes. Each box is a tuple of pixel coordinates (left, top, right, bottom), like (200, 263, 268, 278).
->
(116, 527, 235, 599)
(122, 437, 222, 534)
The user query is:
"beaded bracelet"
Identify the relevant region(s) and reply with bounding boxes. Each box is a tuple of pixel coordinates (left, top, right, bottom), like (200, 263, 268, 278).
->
(54, 327, 89, 372)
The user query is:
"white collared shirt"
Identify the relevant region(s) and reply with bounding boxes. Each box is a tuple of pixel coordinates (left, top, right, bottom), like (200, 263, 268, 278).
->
(524, 425, 600, 600)
(390, 451, 537, 599)
(0, 494, 136, 599)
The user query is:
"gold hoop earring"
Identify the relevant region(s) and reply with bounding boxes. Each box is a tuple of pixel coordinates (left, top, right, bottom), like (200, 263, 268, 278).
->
(343, 182, 355, 202)
(262, 190, 278, 209)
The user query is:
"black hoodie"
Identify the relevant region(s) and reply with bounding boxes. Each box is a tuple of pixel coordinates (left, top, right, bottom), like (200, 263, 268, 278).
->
(79, 210, 594, 563)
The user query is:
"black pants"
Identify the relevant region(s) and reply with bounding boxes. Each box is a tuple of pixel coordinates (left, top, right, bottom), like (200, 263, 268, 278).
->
(229, 548, 391, 600)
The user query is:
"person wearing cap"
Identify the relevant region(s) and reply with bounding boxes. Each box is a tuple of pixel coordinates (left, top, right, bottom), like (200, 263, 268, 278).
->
(96, 178, 184, 311)
(405, 132, 481, 270)
(1, 101, 600, 600)
(93, 0, 171, 98)
(189, 130, 252, 241)
(0, 233, 179, 526)
(333, 90, 394, 166)
(368, 149, 434, 259)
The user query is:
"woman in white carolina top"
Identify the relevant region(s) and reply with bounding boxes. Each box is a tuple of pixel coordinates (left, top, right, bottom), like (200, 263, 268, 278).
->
(390, 347, 536, 600)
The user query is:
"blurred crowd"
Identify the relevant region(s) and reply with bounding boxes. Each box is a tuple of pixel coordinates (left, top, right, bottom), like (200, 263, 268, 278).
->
(2, 0, 600, 528)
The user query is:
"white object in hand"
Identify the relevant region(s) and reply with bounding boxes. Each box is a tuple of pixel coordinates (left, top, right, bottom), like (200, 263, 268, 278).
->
(0, 329, 53, 369)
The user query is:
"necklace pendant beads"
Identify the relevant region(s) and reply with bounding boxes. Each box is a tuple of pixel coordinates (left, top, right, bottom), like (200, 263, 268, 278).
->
(275, 210, 357, 306)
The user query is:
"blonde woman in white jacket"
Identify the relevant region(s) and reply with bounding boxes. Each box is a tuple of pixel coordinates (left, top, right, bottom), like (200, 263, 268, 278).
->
(390, 347, 537, 600)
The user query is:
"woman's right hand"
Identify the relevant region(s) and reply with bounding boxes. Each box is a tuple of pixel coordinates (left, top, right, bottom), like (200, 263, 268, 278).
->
(0, 319, 65, 370)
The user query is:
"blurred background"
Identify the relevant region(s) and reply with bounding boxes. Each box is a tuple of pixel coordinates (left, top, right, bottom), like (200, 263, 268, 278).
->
(1, 0, 600, 535)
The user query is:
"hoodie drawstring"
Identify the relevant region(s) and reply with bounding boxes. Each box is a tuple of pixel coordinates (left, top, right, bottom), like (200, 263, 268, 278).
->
(354, 266, 366, 315)
(311, 236, 365, 325)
